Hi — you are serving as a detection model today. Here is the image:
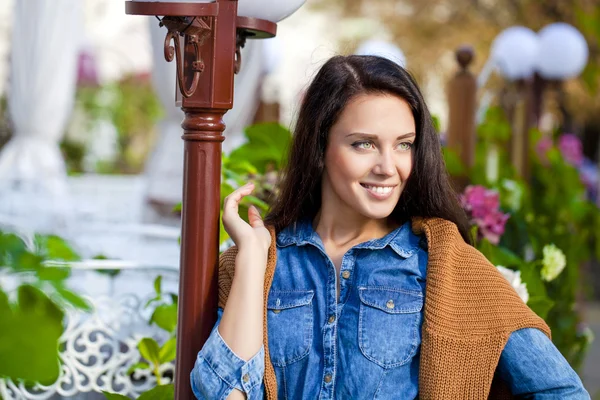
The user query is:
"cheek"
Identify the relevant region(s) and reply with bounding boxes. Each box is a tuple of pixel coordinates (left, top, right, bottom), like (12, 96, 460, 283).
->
(400, 155, 413, 180)
(327, 149, 368, 180)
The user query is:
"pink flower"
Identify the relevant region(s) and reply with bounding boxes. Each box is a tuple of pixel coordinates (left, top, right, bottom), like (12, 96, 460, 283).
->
(558, 134, 583, 167)
(475, 210, 510, 244)
(461, 185, 510, 245)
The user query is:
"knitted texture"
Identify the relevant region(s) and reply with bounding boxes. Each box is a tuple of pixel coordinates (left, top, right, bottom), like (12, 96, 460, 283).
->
(217, 219, 551, 399)
(412, 217, 550, 399)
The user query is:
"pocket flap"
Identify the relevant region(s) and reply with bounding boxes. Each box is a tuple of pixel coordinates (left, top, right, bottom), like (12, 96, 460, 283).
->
(268, 290, 314, 310)
(358, 287, 423, 314)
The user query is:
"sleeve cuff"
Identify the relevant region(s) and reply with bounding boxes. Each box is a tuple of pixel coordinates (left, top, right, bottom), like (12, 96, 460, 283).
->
(198, 326, 265, 393)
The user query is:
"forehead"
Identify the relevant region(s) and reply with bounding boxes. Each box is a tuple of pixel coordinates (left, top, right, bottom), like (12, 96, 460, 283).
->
(330, 93, 416, 139)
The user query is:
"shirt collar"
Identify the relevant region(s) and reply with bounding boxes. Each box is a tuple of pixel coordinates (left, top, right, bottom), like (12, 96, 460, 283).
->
(276, 218, 420, 259)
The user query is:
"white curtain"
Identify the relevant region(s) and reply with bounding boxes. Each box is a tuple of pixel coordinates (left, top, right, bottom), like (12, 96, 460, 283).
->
(143, 18, 265, 222)
(0, 0, 80, 225)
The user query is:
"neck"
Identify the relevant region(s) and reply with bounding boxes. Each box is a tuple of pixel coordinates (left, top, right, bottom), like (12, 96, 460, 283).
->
(312, 210, 395, 248)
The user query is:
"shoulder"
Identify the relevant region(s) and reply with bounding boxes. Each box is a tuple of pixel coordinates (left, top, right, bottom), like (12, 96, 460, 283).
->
(414, 217, 551, 338)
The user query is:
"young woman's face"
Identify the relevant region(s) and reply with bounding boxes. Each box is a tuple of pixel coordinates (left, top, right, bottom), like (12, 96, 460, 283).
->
(322, 93, 415, 221)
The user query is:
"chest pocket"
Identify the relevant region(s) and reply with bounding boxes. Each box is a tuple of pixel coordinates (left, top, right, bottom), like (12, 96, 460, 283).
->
(267, 290, 314, 366)
(358, 286, 423, 368)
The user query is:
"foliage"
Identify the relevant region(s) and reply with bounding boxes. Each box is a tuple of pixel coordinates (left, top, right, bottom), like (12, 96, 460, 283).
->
(449, 107, 600, 370)
(65, 75, 163, 174)
(124, 276, 178, 392)
(0, 230, 89, 384)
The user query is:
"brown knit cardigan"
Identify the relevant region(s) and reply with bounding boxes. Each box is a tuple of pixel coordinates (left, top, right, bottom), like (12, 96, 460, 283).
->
(217, 217, 551, 399)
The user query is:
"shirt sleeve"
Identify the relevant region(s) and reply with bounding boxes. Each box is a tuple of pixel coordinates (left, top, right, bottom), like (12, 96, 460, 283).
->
(190, 307, 265, 400)
(497, 327, 590, 399)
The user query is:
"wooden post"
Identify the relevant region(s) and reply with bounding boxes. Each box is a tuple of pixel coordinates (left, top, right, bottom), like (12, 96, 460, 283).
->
(446, 46, 477, 187)
(125, 2, 277, 398)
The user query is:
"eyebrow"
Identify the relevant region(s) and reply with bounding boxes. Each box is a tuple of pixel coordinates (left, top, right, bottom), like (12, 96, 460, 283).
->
(345, 132, 416, 140)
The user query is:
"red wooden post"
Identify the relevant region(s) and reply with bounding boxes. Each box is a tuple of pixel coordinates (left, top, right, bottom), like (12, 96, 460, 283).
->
(125, 2, 277, 398)
(446, 46, 477, 186)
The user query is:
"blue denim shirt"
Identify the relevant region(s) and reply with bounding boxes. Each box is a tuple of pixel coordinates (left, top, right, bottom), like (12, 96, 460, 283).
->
(191, 220, 589, 399)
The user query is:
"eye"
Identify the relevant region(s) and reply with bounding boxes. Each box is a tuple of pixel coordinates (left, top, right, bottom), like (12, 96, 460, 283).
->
(352, 141, 374, 150)
(398, 142, 413, 151)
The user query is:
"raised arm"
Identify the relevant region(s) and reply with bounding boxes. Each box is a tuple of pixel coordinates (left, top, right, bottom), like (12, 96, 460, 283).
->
(191, 182, 271, 399)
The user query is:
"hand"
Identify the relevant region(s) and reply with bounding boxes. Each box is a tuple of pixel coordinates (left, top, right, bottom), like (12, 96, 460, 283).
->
(222, 182, 272, 257)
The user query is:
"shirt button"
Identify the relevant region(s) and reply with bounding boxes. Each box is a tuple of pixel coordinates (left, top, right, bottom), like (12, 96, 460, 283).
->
(243, 373, 250, 383)
(328, 315, 335, 324)
(386, 299, 395, 309)
(324, 374, 332, 383)
(342, 270, 350, 279)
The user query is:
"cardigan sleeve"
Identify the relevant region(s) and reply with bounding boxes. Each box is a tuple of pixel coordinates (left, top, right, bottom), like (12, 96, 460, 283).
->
(497, 328, 590, 399)
(190, 307, 265, 399)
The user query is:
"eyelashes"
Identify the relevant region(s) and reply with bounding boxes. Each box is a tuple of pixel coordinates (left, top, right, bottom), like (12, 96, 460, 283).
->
(351, 141, 413, 151)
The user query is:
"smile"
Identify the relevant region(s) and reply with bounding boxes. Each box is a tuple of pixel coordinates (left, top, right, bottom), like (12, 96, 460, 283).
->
(360, 183, 397, 199)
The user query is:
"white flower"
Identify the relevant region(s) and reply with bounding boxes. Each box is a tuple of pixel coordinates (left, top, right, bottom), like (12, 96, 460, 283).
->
(541, 244, 566, 282)
(496, 265, 529, 304)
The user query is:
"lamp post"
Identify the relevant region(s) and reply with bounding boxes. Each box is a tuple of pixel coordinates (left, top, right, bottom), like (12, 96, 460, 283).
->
(490, 26, 539, 180)
(486, 23, 588, 180)
(125, 1, 304, 398)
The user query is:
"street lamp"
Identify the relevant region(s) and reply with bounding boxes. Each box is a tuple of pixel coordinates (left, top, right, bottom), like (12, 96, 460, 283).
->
(483, 23, 588, 179)
(125, 1, 304, 398)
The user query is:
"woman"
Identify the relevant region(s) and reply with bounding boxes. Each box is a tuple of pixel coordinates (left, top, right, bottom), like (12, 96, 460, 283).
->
(190, 55, 590, 399)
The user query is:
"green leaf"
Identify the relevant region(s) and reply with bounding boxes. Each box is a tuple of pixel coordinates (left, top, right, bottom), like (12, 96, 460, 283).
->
(527, 296, 554, 320)
(137, 384, 174, 400)
(169, 293, 178, 306)
(15, 252, 44, 271)
(150, 303, 178, 333)
(228, 123, 292, 173)
(241, 195, 269, 211)
(0, 289, 9, 313)
(159, 337, 177, 364)
(102, 391, 131, 400)
(0, 285, 64, 384)
(127, 361, 150, 375)
(442, 147, 466, 176)
(172, 203, 182, 213)
(154, 276, 162, 298)
(138, 337, 161, 365)
(56, 287, 92, 311)
(37, 266, 70, 282)
(35, 235, 80, 261)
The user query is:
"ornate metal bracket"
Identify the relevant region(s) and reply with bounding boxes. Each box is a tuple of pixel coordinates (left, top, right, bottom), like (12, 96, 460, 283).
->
(234, 31, 249, 75)
(160, 16, 212, 98)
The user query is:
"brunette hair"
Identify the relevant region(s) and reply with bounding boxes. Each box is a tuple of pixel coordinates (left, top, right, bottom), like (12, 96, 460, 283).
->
(264, 55, 471, 244)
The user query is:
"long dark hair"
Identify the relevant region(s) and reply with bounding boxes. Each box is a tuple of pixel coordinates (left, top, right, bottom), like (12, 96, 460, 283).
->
(264, 55, 471, 244)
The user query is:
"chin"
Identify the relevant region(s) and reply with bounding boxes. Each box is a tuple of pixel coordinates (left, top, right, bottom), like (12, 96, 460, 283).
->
(357, 203, 397, 220)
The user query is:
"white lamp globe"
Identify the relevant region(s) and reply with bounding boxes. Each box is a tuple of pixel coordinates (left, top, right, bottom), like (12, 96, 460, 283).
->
(238, 0, 306, 23)
(355, 39, 407, 68)
(132, 0, 306, 23)
(535, 23, 588, 79)
(490, 26, 539, 80)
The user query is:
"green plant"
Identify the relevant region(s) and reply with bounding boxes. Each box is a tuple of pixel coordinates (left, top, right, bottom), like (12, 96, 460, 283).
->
(0, 230, 89, 385)
(72, 75, 163, 174)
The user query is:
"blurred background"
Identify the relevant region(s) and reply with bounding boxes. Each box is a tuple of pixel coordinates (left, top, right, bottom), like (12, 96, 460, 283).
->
(0, 0, 599, 398)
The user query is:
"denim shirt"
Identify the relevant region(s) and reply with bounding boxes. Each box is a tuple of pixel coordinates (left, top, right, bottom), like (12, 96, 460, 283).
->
(191, 220, 589, 399)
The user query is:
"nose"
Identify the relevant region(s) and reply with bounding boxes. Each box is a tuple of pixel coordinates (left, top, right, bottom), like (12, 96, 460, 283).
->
(373, 150, 395, 177)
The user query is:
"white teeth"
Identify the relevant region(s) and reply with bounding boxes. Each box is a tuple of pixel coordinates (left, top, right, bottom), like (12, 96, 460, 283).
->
(364, 185, 393, 194)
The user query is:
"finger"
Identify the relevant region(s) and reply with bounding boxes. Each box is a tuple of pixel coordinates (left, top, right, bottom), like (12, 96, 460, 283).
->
(222, 183, 255, 224)
(223, 183, 254, 210)
(248, 205, 265, 228)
